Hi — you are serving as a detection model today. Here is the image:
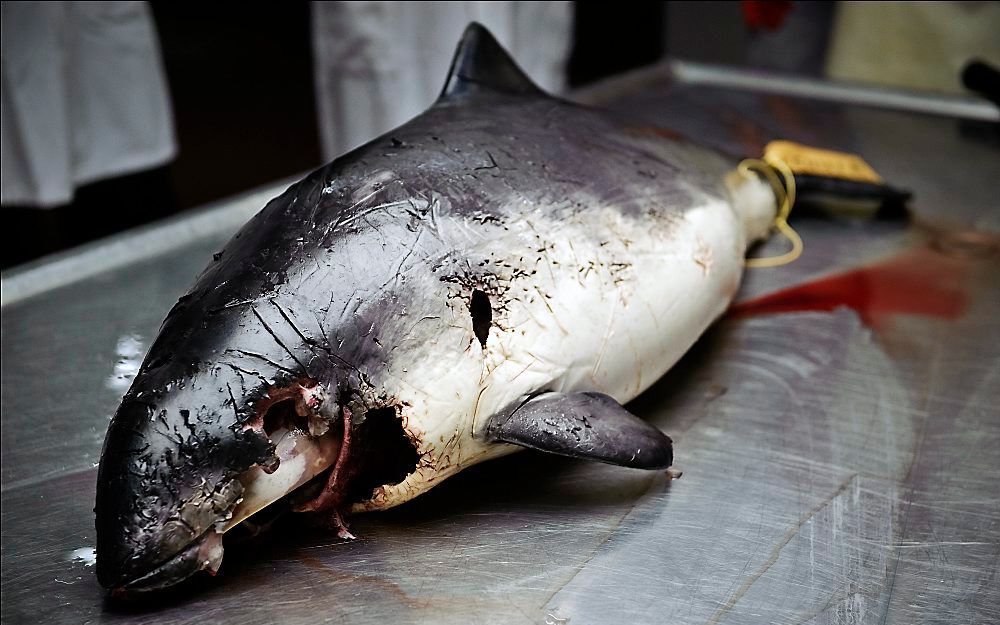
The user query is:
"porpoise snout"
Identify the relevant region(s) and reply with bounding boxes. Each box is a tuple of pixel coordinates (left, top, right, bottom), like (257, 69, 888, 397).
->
(95, 378, 270, 592)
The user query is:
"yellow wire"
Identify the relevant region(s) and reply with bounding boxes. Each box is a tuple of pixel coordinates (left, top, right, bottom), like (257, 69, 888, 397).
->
(740, 157, 803, 268)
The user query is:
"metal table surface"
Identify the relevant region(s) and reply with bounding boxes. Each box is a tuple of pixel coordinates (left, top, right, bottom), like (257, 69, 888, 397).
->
(2, 68, 999, 625)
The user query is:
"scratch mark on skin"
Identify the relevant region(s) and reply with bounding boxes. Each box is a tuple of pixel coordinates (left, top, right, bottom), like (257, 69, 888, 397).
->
(566, 240, 584, 287)
(506, 357, 538, 385)
(441, 429, 463, 468)
(533, 286, 569, 335)
(297, 261, 324, 289)
(225, 349, 296, 375)
(522, 349, 556, 372)
(327, 187, 400, 234)
(338, 292, 360, 321)
(474, 151, 499, 171)
(470, 384, 490, 437)
(312, 309, 333, 348)
(404, 315, 442, 337)
(225, 383, 241, 423)
(703, 473, 859, 625)
(693, 235, 713, 275)
(270, 298, 330, 367)
(642, 301, 660, 333)
(591, 289, 622, 384)
(223, 362, 268, 387)
(381, 228, 424, 291)
(428, 197, 442, 238)
(251, 306, 308, 371)
(625, 331, 643, 396)
(207, 298, 256, 314)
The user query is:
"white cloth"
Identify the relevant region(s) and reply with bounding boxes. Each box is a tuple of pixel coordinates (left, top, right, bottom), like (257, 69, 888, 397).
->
(826, 2, 1000, 95)
(312, 1, 572, 161)
(1, 1, 176, 207)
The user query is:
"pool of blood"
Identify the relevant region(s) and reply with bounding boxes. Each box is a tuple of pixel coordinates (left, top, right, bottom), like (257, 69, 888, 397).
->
(729, 245, 972, 327)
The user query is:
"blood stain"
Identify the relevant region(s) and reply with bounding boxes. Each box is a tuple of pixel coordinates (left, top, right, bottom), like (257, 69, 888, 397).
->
(729, 245, 972, 327)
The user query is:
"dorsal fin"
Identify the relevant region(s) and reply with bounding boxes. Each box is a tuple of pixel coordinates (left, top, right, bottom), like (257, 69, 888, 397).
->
(439, 23, 545, 100)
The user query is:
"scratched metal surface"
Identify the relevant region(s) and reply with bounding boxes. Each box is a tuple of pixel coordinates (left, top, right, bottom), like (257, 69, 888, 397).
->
(2, 73, 999, 625)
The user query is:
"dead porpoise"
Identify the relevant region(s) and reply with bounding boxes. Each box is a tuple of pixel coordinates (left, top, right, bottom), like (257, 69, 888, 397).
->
(95, 23, 776, 594)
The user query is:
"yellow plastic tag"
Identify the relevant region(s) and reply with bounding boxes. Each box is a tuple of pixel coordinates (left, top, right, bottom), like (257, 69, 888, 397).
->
(763, 140, 883, 184)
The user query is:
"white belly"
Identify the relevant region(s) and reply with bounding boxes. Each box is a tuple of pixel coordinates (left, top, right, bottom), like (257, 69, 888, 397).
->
(355, 172, 774, 512)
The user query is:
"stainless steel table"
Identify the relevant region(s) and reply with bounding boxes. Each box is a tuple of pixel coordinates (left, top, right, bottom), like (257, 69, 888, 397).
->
(3, 66, 998, 625)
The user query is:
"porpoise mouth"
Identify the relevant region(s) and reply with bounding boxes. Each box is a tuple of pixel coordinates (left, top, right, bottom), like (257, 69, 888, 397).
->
(111, 411, 344, 596)
(227, 390, 422, 538)
(111, 530, 225, 597)
(109, 388, 422, 595)
(224, 381, 349, 533)
(223, 426, 343, 531)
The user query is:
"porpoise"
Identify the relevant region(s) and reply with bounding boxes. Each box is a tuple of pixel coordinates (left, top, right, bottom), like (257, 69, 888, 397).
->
(95, 23, 776, 594)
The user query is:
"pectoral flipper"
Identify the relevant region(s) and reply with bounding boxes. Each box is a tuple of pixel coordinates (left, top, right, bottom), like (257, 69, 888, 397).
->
(485, 392, 673, 469)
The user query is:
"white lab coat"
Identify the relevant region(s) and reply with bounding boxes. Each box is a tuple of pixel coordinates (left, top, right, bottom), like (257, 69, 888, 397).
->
(1, 1, 176, 207)
(312, 1, 572, 161)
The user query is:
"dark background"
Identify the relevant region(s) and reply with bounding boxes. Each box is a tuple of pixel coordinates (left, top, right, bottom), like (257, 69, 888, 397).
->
(0, 2, 789, 268)
(3, 3, 321, 268)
